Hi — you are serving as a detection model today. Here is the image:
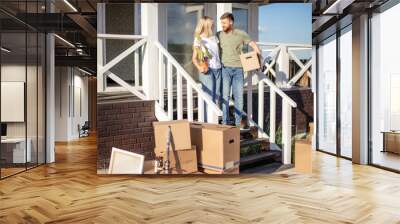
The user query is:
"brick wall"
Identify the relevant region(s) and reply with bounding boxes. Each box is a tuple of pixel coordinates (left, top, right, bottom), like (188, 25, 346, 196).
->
(97, 100, 157, 170)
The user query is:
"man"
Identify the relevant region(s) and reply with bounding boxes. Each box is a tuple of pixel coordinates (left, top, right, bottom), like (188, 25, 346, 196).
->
(217, 12, 262, 127)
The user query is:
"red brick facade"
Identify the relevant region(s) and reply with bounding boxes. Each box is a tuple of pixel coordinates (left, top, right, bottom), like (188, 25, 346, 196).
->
(97, 100, 157, 170)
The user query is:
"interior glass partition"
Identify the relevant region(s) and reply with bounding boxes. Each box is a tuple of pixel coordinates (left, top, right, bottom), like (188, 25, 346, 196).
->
(0, 2, 46, 179)
(370, 3, 400, 171)
(339, 25, 352, 158)
(1, 30, 28, 177)
(317, 34, 337, 155)
(27, 30, 38, 169)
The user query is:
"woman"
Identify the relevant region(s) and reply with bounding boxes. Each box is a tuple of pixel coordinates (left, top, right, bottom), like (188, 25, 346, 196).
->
(192, 16, 222, 115)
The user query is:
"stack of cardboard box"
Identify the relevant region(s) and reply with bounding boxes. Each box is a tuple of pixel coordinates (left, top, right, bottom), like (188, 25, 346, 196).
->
(153, 120, 240, 174)
(153, 120, 198, 174)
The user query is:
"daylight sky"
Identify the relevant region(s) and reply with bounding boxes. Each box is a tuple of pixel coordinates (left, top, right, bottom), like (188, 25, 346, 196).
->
(259, 3, 312, 45)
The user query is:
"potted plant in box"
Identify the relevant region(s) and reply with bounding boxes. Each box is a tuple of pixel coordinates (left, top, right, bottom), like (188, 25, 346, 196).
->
(194, 34, 213, 73)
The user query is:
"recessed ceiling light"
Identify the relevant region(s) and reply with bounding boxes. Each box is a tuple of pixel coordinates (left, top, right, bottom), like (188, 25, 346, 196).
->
(78, 67, 92, 76)
(54, 34, 75, 48)
(323, 0, 355, 15)
(63, 0, 78, 12)
(1, 47, 11, 53)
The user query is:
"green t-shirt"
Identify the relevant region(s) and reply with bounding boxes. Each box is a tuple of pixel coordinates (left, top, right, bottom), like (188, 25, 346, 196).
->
(217, 29, 252, 68)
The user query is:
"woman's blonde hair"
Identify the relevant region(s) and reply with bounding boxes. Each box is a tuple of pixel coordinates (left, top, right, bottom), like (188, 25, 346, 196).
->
(194, 16, 214, 38)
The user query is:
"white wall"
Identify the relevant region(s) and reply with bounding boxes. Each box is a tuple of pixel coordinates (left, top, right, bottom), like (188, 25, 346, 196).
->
(55, 67, 89, 141)
(1, 65, 30, 138)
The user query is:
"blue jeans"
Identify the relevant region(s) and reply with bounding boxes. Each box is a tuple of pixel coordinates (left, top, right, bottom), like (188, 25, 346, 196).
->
(222, 66, 244, 126)
(199, 68, 222, 121)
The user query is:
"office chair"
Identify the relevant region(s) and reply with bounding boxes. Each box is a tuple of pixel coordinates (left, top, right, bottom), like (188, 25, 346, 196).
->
(78, 121, 90, 138)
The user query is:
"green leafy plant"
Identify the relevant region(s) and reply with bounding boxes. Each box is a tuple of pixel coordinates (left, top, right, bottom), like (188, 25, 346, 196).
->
(274, 125, 296, 164)
(240, 144, 262, 157)
(194, 34, 213, 63)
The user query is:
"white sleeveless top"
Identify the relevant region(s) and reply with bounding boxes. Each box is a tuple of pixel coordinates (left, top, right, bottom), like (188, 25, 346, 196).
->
(193, 35, 222, 69)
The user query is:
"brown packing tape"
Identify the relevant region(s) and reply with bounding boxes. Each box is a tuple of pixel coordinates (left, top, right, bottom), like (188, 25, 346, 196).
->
(198, 160, 240, 170)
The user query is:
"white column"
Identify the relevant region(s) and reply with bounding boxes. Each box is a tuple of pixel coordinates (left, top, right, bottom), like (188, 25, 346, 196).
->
(46, 2, 55, 163)
(216, 3, 232, 31)
(96, 3, 105, 92)
(352, 14, 369, 165)
(276, 45, 290, 88)
(312, 45, 317, 150)
(141, 3, 159, 100)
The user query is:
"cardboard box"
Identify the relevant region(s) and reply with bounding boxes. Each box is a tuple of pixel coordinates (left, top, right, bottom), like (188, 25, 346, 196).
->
(200, 166, 239, 174)
(306, 123, 314, 142)
(191, 122, 240, 174)
(294, 139, 312, 173)
(153, 120, 191, 151)
(155, 146, 198, 174)
(385, 133, 400, 154)
(240, 51, 261, 72)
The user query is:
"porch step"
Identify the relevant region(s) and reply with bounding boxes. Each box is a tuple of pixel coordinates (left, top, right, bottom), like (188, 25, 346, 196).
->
(239, 128, 282, 171)
(240, 150, 282, 169)
(97, 91, 142, 104)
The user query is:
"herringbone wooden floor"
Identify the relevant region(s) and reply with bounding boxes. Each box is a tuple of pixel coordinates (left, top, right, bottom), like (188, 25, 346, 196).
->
(1, 135, 400, 224)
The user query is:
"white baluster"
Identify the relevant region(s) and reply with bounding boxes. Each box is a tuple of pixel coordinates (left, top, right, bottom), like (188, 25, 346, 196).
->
(198, 95, 204, 122)
(247, 72, 253, 120)
(167, 61, 173, 120)
(97, 37, 104, 92)
(282, 100, 292, 164)
(134, 50, 139, 88)
(158, 51, 164, 107)
(270, 89, 276, 143)
(207, 104, 217, 124)
(258, 81, 264, 137)
(187, 85, 193, 121)
(177, 72, 183, 120)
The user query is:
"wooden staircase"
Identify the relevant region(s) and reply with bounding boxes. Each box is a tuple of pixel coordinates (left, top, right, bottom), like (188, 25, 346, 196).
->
(239, 128, 282, 172)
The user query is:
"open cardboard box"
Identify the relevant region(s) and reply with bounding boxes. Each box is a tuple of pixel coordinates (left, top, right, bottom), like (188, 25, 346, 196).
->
(153, 120, 192, 151)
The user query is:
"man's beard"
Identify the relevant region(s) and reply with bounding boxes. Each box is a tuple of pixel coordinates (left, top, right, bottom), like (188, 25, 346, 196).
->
(223, 26, 232, 32)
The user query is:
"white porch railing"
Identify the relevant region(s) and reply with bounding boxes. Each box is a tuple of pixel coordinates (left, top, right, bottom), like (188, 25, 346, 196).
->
(257, 42, 312, 88)
(154, 41, 222, 123)
(97, 34, 147, 99)
(243, 42, 309, 164)
(97, 33, 222, 123)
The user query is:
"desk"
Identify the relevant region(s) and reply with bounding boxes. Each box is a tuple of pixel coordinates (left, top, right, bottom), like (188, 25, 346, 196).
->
(1, 138, 31, 163)
(382, 131, 400, 154)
